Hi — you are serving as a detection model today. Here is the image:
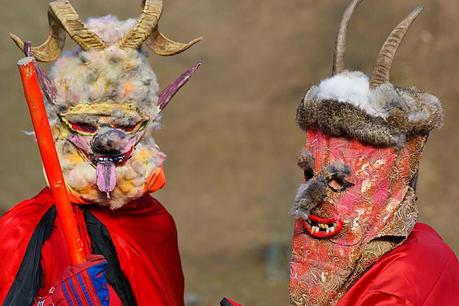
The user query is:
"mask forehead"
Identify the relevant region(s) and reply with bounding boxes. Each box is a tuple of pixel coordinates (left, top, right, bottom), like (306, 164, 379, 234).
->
(60, 102, 147, 119)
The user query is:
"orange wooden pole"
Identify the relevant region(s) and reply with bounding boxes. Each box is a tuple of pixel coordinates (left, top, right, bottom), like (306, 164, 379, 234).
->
(17, 57, 86, 265)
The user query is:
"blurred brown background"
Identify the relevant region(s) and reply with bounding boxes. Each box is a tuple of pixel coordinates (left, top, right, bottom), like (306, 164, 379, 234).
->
(0, 0, 457, 305)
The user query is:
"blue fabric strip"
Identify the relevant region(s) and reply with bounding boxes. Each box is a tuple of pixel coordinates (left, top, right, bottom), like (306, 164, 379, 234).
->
(87, 262, 110, 306)
(68, 278, 84, 306)
(62, 282, 74, 306)
(77, 273, 94, 306)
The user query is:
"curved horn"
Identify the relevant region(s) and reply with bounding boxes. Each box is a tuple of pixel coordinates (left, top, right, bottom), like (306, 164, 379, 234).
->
(10, 0, 106, 62)
(118, 0, 202, 55)
(118, 0, 163, 49)
(49, 0, 106, 51)
(145, 31, 203, 56)
(370, 6, 423, 88)
(9, 10, 66, 63)
(332, 0, 364, 75)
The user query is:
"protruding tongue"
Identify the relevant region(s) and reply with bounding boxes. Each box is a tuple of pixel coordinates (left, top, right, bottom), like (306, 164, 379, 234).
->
(96, 161, 117, 197)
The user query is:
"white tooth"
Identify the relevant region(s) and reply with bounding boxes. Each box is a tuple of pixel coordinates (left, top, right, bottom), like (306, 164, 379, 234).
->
(326, 228, 331, 233)
(324, 224, 329, 229)
(312, 226, 319, 233)
(329, 226, 335, 232)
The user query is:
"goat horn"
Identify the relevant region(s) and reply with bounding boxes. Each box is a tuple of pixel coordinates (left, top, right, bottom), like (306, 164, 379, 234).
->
(10, 0, 106, 62)
(332, 0, 364, 75)
(370, 6, 423, 88)
(118, 0, 201, 55)
(9, 10, 66, 63)
(49, 0, 106, 51)
(118, 0, 163, 49)
(146, 31, 202, 56)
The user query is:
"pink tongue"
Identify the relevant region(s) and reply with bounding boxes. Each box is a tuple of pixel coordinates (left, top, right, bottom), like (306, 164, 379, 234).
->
(96, 161, 116, 196)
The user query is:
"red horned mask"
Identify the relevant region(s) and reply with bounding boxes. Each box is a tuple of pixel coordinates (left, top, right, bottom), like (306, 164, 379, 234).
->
(289, 1, 443, 305)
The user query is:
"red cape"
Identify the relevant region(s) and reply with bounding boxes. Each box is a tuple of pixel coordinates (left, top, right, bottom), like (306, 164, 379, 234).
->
(337, 223, 459, 305)
(0, 188, 184, 306)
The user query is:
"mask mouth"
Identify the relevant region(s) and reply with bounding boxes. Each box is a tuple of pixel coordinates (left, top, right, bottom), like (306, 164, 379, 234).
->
(74, 146, 135, 197)
(303, 214, 344, 239)
(91, 147, 133, 167)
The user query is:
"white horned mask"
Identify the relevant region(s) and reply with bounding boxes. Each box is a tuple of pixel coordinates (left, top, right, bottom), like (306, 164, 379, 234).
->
(11, 0, 201, 209)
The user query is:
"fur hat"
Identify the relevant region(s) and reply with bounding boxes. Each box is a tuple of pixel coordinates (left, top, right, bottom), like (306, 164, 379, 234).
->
(296, 2, 443, 147)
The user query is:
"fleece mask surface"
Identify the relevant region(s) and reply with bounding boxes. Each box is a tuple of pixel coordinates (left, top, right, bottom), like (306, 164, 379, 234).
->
(46, 18, 165, 209)
(10, 0, 202, 209)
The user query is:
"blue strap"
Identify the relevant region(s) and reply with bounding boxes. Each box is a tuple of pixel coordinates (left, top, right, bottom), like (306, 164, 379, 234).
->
(68, 278, 84, 306)
(77, 273, 94, 306)
(62, 282, 74, 306)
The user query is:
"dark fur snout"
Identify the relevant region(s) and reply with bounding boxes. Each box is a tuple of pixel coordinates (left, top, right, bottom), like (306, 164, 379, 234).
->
(91, 127, 127, 156)
(290, 161, 354, 220)
(290, 178, 328, 220)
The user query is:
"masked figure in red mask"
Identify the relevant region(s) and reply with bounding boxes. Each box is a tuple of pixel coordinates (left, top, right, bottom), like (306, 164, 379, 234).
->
(0, 1, 202, 305)
(289, 1, 459, 305)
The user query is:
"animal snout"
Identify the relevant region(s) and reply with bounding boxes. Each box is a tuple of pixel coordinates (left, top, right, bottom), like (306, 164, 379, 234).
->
(91, 128, 127, 155)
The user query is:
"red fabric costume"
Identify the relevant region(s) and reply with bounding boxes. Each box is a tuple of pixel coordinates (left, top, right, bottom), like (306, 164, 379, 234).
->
(337, 223, 459, 305)
(0, 188, 184, 306)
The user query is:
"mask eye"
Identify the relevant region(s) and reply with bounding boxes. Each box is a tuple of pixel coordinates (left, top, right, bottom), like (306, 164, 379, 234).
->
(115, 124, 138, 132)
(326, 175, 354, 192)
(114, 120, 146, 133)
(68, 121, 98, 134)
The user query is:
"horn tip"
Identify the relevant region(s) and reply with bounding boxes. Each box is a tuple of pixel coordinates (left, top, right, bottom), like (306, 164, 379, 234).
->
(413, 5, 424, 15)
(191, 36, 203, 44)
(9, 33, 25, 48)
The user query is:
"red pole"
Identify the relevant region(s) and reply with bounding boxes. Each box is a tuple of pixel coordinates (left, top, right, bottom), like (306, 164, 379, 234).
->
(17, 57, 86, 265)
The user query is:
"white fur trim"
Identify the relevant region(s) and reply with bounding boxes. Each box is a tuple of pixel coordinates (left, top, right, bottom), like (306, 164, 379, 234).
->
(310, 71, 390, 118)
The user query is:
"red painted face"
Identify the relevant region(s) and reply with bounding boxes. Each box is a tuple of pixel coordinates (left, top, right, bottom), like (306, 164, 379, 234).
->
(289, 129, 424, 305)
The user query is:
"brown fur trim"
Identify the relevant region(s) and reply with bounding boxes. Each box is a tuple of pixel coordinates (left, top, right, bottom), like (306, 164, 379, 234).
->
(296, 85, 443, 147)
(297, 98, 404, 147)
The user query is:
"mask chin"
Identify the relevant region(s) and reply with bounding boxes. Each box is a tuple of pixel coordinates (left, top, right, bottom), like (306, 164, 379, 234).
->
(55, 131, 164, 208)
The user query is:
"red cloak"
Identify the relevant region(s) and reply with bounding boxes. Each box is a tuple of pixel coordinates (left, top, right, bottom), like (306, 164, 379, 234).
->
(337, 223, 459, 305)
(0, 188, 184, 306)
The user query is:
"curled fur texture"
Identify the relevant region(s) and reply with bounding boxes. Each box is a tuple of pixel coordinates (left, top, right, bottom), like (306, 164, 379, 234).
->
(49, 15, 160, 127)
(297, 71, 444, 147)
(45, 16, 164, 208)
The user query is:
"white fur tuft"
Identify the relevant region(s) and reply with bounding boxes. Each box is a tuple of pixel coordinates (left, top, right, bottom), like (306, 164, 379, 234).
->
(311, 71, 387, 118)
(315, 71, 370, 107)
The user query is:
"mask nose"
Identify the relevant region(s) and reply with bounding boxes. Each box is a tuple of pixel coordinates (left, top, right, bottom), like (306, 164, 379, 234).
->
(91, 127, 127, 155)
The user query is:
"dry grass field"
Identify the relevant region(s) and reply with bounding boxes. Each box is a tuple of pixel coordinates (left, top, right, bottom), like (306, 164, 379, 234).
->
(0, 0, 457, 305)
